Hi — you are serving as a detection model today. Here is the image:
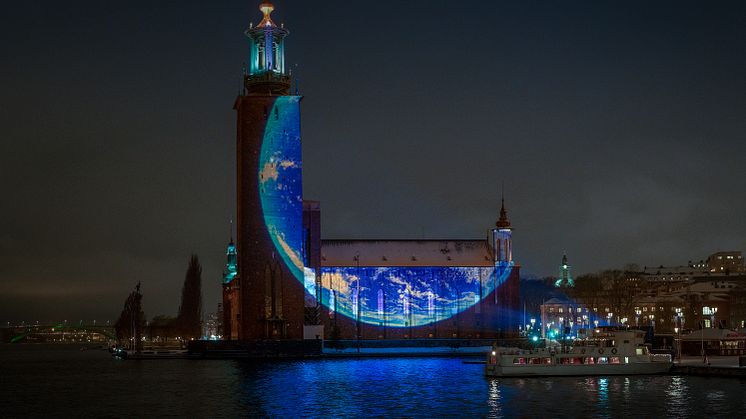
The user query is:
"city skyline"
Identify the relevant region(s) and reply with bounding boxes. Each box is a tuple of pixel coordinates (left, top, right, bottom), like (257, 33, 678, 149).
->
(2, 0, 745, 321)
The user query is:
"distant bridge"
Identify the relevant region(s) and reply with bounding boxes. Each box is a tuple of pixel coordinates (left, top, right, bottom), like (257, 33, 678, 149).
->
(2, 323, 116, 343)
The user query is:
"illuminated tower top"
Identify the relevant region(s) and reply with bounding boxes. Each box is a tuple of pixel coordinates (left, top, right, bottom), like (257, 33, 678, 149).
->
(223, 237, 238, 283)
(244, 1, 291, 95)
(555, 253, 574, 288)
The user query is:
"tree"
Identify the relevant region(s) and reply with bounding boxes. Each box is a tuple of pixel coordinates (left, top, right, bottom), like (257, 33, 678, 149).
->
(114, 283, 146, 351)
(177, 254, 203, 339)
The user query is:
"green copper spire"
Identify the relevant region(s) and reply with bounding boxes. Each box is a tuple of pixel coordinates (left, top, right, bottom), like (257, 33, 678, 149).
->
(223, 237, 238, 284)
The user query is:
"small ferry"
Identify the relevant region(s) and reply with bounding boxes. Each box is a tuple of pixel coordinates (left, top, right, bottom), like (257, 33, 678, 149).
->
(485, 328, 672, 377)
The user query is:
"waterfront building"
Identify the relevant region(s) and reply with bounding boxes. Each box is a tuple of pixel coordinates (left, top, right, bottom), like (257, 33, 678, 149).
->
(222, 2, 520, 341)
(540, 297, 592, 339)
(318, 204, 520, 340)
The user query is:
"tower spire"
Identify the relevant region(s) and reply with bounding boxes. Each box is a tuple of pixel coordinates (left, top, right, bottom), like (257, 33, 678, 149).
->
(496, 192, 511, 229)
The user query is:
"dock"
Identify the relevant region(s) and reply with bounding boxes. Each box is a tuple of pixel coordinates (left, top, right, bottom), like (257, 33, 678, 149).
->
(671, 356, 746, 377)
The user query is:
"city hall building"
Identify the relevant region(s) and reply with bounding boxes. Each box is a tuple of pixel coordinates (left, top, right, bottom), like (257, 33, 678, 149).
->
(222, 2, 520, 341)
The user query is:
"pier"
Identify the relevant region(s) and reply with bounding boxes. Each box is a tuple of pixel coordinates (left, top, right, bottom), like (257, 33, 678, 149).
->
(671, 356, 746, 377)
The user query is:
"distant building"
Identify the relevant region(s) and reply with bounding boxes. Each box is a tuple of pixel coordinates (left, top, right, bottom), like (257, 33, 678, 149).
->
(540, 297, 592, 339)
(642, 251, 746, 282)
(707, 251, 744, 274)
(555, 254, 573, 288)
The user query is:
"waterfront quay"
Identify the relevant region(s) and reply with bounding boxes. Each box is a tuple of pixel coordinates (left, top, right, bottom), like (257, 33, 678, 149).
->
(672, 356, 746, 377)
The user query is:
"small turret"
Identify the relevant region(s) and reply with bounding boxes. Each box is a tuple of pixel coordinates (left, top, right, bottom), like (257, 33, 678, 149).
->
(491, 194, 513, 264)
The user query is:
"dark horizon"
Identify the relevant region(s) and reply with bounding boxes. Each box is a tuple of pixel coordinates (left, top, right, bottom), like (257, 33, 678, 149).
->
(1, 0, 745, 322)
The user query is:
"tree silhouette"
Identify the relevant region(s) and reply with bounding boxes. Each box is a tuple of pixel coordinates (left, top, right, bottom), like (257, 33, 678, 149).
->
(114, 283, 146, 351)
(177, 254, 203, 339)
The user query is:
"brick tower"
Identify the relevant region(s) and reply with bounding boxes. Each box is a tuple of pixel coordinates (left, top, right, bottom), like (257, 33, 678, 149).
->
(232, 1, 305, 340)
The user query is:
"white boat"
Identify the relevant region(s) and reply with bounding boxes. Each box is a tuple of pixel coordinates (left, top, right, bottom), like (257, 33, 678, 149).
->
(485, 328, 672, 377)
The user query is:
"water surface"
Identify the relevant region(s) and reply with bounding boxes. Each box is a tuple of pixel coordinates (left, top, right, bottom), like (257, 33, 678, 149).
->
(2, 345, 745, 417)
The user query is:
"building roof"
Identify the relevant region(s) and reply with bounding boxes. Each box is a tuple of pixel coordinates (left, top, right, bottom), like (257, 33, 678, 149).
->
(320, 239, 495, 267)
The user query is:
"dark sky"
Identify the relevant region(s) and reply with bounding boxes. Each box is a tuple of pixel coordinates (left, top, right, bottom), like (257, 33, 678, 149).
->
(2, 1, 745, 323)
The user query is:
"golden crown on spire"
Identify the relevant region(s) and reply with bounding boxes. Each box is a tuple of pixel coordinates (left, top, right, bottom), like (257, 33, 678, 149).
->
(258, 2, 276, 27)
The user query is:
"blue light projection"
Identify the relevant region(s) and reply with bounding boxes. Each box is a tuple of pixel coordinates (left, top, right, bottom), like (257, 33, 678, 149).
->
(257, 95, 514, 328)
(258, 96, 305, 283)
(319, 265, 513, 328)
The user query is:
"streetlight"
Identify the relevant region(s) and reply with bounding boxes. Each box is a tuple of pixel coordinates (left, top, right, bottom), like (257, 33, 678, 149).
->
(674, 308, 682, 362)
(711, 307, 718, 329)
(635, 308, 641, 328)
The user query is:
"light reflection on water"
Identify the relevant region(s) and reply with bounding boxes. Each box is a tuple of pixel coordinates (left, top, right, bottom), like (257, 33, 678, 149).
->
(3, 346, 746, 417)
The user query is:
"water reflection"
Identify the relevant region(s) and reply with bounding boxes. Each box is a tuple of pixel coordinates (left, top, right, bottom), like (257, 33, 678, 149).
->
(6, 348, 746, 417)
(487, 379, 502, 418)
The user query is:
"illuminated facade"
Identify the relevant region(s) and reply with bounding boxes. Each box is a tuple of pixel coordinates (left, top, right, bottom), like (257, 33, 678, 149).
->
(223, 2, 520, 341)
(319, 238, 520, 339)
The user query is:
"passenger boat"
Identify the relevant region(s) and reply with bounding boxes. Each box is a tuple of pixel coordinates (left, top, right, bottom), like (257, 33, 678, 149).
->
(485, 328, 672, 377)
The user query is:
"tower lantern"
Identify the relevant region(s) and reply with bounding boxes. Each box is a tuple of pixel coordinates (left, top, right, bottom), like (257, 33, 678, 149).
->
(245, 1, 290, 95)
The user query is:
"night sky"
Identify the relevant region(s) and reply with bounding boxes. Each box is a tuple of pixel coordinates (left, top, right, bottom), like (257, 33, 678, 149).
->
(2, 1, 745, 323)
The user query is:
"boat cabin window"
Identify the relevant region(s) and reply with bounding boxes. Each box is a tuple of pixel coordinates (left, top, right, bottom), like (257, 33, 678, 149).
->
(584, 357, 595, 364)
(597, 357, 608, 364)
(610, 356, 621, 364)
(624, 357, 629, 364)
(623, 340, 630, 344)
(635, 347, 647, 355)
(513, 357, 526, 364)
(542, 357, 552, 364)
(529, 357, 541, 365)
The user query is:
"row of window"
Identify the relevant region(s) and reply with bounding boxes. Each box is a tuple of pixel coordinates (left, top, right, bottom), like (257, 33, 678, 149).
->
(512, 356, 627, 365)
(547, 305, 683, 314)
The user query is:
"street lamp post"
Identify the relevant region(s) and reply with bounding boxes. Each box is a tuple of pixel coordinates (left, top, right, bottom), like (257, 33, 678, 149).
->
(711, 307, 718, 329)
(635, 308, 641, 328)
(674, 308, 682, 362)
